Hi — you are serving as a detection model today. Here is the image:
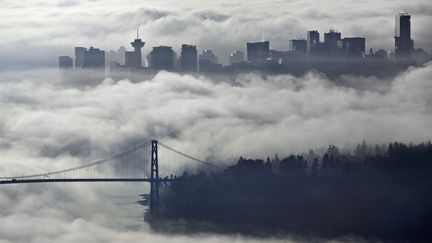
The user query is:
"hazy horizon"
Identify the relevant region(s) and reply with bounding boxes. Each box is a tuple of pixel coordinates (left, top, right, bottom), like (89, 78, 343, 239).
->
(1, 0, 432, 69)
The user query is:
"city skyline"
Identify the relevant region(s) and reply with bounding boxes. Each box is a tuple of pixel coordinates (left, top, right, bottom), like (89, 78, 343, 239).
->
(63, 12, 426, 68)
(1, 1, 432, 242)
(59, 12, 430, 78)
(1, 0, 432, 69)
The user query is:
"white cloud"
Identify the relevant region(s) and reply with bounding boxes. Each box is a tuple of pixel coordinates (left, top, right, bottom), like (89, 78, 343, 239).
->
(1, 63, 431, 242)
(1, 1, 432, 240)
(1, 64, 432, 165)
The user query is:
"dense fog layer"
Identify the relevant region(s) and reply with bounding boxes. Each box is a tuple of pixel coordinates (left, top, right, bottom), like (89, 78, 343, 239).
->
(0, 63, 431, 242)
(2, 65, 432, 165)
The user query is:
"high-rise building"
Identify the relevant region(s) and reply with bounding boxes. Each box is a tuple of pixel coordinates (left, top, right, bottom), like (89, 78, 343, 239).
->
(117, 46, 127, 66)
(149, 46, 175, 70)
(395, 13, 414, 57)
(342, 37, 366, 57)
(83, 47, 105, 68)
(324, 30, 342, 53)
(290, 39, 307, 54)
(247, 41, 270, 66)
(126, 31, 145, 68)
(106, 46, 128, 67)
(106, 50, 118, 67)
(229, 50, 245, 65)
(199, 50, 222, 72)
(269, 50, 284, 64)
(58, 56, 73, 68)
(199, 50, 218, 64)
(180, 44, 198, 72)
(307, 30, 320, 54)
(74, 47, 86, 68)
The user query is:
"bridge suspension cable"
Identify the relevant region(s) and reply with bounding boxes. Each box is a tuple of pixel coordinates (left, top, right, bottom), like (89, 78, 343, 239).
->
(158, 142, 223, 169)
(0, 140, 223, 184)
(0, 141, 152, 181)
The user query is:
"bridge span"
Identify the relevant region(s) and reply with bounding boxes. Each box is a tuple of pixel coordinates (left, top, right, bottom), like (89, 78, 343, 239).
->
(0, 139, 222, 215)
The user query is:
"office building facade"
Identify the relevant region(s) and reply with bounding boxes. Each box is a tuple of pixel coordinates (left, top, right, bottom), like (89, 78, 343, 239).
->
(74, 47, 86, 68)
(229, 50, 245, 65)
(83, 47, 105, 68)
(307, 30, 320, 54)
(58, 56, 73, 68)
(180, 44, 198, 72)
(247, 41, 270, 66)
(290, 39, 307, 54)
(324, 30, 342, 54)
(342, 37, 366, 57)
(395, 13, 414, 57)
(150, 46, 175, 70)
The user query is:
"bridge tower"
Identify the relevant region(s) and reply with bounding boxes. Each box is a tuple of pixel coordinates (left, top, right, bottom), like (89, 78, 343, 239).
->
(149, 139, 159, 216)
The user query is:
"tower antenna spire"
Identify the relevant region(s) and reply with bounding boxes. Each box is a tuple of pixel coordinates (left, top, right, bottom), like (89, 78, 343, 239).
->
(137, 27, 139, 39)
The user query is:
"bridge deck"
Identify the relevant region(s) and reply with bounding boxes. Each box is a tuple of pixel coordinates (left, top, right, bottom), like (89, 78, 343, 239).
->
(0, 178, 175, 185)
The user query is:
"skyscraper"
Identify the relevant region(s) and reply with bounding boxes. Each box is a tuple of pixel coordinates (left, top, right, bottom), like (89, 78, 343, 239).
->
(307, 30, 320, 54)
(247, 41, 270, 66)
(290, 39, 307, 54)
(74, 47, 86, 68)
(198, 50, 221, 72)
(83, 47, 105, 68)
(229, 50, 245, 65)
(395, 13, 414, 57)
(58, 56, 73, 68)
(149, 46, 175, 70)
(117, 46, 127, 66)
(74, 47, 106, 69)
(199, 50, 218, 64)
(342, 37, 366, 57)
(126, 30, 145, 68)
(179, 44, 198, 72)
(324, 30, 342, 54)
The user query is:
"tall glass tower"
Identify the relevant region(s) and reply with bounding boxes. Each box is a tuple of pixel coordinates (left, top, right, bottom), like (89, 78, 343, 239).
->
(395, 13, 414, 57)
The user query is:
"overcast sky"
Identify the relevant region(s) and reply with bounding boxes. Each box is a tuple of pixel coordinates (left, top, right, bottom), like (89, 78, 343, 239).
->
(0, 0, 431, 68)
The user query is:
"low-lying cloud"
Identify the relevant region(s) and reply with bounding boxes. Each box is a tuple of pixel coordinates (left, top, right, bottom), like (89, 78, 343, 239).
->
(0, 64, 432, 242)
(1, 0, 432, 241)
(2, 64, 432, 163)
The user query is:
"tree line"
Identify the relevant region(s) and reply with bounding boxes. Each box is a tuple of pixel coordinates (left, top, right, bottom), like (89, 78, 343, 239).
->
(147, 141, 432, 241)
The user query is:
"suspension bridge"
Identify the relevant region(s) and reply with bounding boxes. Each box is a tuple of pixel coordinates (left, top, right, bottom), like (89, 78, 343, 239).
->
(0, 140, 222, 215)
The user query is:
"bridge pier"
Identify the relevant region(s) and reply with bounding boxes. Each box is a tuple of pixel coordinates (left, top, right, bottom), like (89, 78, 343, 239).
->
(149, 139, 159, 216)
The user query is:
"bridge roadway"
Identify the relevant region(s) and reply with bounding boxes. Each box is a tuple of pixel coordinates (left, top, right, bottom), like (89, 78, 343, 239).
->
(0, 178, 175, 185)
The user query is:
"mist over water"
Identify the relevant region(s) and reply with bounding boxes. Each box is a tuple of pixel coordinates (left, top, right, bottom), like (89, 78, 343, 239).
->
(0, 63, 432, 242)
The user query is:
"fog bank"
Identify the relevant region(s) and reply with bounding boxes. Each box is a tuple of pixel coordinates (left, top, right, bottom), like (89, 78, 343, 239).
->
(0, 64, 431, 242)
